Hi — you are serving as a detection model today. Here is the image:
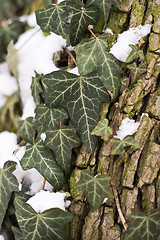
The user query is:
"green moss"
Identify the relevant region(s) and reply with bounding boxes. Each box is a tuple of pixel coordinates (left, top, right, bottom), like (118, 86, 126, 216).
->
(130, 0, 145, 26)
(69, 168, 84, 201)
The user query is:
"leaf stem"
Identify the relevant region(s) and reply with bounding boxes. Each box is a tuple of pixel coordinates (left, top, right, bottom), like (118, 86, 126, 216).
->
(33, 130, 36, 145)
(42, 178, 46, 190)
(65, 47, 77, 67)
(88, 27, 97, 39)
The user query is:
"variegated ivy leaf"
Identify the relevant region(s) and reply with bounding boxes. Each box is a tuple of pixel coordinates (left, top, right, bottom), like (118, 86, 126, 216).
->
(111, 135, 139, 155)
(14, 196, 73, 240)
(35, 1, 71, 45)
(21, 138, 64, 190)
(92, 118, 112, 141)
(31, 72, 44, 105)
(70, 5, 99, 46)
(127, 62, 146, 83)
(45, 123, 80, 173)
(126, 44, 144, 63)
(17, 117, 36, 144)
(0, 161, 19, 226)
(76, 171, 113, 210)
(42, 70, 110, 153)
(75, 34, 121, 98)
(35, 104, 68, 130)
(86, 0, 121, 24)
(123, 209, 160, 240)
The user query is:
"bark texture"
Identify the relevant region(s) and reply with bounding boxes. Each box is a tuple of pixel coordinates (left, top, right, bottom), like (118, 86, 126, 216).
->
(69, 0, 160, 239)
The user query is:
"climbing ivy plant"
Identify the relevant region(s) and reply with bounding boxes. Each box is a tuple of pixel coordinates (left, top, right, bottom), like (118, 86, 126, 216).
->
(0, 0, 160, 240)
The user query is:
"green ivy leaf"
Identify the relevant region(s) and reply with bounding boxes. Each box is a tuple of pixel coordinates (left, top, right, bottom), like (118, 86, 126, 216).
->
(17, 117, 36, 144)
(86, 0, 121, 24)
(31, 72, 44, 105)
(111, 135, 139, 155)
(124, 209, 160, 240)
(70, 5, 99, 46)
(42, 70, 110, 153)
(0, 161, 19, 226)
(14, 196, 73, 240)
(21, 138, 64, 190)
(45, 123, 80, 173)
(35, 2, 71, 45)
(12, 227, 23, 240)
(35, 104, 68, 129)
(127, 62, 146, 82)
(92, 118, 112, 141)
(76, 171, 113, 210)
(0, 0, 14, 20)
(126, 45, 144, 63)
(6, 40, 18, 80)
(75, 34, 121, 98)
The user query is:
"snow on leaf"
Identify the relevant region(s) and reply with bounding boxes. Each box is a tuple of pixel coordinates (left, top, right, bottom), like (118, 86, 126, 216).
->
(17, 117, 36, 144)
(124, 209, 160, 240)
(126, 45, 144, 63)
(45, 123, 80, 173)
(75, 34, 121, 98)
(111, 135, 139, 155)
(70, 5, 99, 46)
(42, 70, 110, 153)
(14, 196, 73, 240)
(86, 0, 121, 24)
(0, 161, 19, 226)
(31, 72, 44, 105)
(20, 138, 64, 190)
(35, 2, 71, 45)
(76, 170, 113, 210)
(35, 104, 68, 130)
(92, 118, 112, 141)
(127, 62, 146, 83)
(6, 40, 18, 80)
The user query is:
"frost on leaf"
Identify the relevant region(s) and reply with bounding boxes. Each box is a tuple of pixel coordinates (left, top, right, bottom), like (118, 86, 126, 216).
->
(21, 138, 64, 190)
(0, 161, 19, 226)
(41, 70, 110, 153)
(111, 135, 139, 156)
(86, 0, 121, 24)
(92, 118, 112, 141)
(14, 196, 73, 240)
(76, 170, 113, 210)
(45, 123, 80, 173)
(124, 209, 160, 240)
(75, 34, 121, 98)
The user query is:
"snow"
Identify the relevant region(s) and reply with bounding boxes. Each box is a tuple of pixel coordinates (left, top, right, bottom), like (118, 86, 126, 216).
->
(0, 235, 4, 240)
(40, 132, 46, 142)
(115, 118, 140, 140)
(110, 24, 152, 62)
(103, 28, 113, 35)
(68, 67, 80, 75)
(26, 190, 71, 213)
(15, 13, 66, 119)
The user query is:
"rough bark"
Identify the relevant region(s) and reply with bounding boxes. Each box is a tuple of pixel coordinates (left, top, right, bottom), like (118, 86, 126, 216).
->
(69, 0, 160, 239)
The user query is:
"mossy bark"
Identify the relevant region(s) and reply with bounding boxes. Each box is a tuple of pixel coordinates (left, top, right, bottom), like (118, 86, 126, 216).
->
(69, 0, 160, 239)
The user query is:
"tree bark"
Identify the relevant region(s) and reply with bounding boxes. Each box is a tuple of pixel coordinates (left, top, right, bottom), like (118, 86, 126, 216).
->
(69, 0, 160, 239)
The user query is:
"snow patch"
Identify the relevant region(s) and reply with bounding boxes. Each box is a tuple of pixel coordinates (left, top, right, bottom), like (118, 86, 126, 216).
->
(68, 67, 80, 75)
(110, 24, 152, 62)
(41, 132, 46, 142)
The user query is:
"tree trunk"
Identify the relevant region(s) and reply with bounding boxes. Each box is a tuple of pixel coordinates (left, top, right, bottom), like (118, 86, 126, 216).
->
(69, 0, 160, 239)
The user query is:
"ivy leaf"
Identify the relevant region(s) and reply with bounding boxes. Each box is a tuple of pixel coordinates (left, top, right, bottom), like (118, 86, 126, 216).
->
(12, 227, 23, 240)
(75, 34, 121, 98)
(20, 138, 64, 190)
(70, 5, 99, 46)
(92, 118, 112, 141)
(124, 209, 160, 240)
(45, 123, 80, 173)
(31, 72, 44, 105)
(0, 0, 14, 20)
(14, 196, 73, 240)
(86, 0, 121, 24)
(126, 45, 144, 63)
(42, 70, 110, 153)
(35, 2, 71, 45)
(111, 135, 139, 155)
(76, 171, 113, 210)
(35, 104, 68, 129)
(6, 40, 18, 80)
(17, 117, 36, 144)
(0, 161, 19, 226)
(127, 62, 146, 82)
